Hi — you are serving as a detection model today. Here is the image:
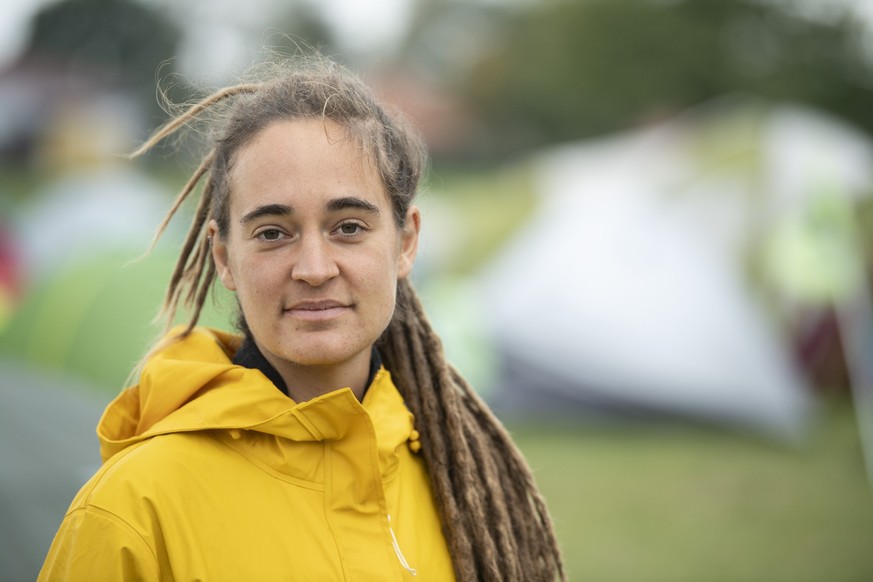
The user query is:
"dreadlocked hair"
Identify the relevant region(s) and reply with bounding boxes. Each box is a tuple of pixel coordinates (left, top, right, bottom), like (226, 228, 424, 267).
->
(380, 280, 565, 580)
(132, 55, 564, 581)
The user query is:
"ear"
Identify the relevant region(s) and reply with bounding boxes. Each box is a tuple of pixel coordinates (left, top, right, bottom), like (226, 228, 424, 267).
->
(397, 206, 421, 279)
(208, 220, 237, 291)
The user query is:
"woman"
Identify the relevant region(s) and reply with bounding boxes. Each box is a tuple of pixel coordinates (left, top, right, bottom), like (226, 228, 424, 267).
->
(40, 57, 564, 581)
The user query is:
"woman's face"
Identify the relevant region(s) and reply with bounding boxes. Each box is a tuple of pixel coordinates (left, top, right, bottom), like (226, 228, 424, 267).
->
(209, 119, 419, 375)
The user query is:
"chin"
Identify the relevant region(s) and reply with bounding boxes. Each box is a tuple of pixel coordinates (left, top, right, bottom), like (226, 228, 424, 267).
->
(279, 340, 366, 368)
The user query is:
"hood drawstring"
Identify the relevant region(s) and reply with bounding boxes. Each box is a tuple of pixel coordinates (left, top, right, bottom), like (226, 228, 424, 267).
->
(387, 513, 417, 576)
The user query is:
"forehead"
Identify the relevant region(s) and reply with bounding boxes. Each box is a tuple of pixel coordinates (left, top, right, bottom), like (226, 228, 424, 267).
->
(228, 119, 387, 211)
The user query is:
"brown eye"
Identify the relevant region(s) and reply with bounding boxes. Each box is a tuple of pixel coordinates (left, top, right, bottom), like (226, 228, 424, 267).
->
(335, 221, 367, 237)
(258, 229, 283, 241)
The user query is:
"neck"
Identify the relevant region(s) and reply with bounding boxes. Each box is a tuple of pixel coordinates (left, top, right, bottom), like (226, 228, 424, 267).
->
(257, 343, 373, 403)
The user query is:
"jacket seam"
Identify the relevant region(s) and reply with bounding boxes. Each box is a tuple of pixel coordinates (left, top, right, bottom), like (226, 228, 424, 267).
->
(79, 440, 150, 506)
(321, 440, 350, 581)
(71, 504, 161, 566)
(354, 402, 402, 577)
(214, 431, 326, 491)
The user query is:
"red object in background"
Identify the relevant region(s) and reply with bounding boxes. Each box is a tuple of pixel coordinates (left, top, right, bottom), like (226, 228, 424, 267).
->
(0, 224, 23, 301)
(793, 307, 851, 394)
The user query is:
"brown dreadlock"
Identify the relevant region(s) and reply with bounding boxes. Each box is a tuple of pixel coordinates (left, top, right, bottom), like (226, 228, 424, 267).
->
(132, 55, 564, 582)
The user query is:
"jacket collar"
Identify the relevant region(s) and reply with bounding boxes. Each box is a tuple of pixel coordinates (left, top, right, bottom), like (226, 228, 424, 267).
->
(98, 327, 411, 468)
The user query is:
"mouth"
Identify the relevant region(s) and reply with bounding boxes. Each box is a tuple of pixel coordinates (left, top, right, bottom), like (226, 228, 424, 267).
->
(284, 300, 351, 322)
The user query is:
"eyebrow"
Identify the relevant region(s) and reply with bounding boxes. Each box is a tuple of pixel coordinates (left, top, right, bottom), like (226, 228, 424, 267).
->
(238, 197, 380, 226)
(239, 204, 292, 225)
(325, 196, 381, 215)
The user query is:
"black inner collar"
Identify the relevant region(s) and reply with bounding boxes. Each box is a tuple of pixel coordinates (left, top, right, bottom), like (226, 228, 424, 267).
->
(232, 335, 383, 398)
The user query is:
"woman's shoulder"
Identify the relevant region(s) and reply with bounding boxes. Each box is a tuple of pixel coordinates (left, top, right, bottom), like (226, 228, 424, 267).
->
(71, 431, 231, 514)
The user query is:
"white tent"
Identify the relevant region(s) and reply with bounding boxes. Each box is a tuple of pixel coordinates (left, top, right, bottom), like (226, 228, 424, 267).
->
(477, 99, 873, 438)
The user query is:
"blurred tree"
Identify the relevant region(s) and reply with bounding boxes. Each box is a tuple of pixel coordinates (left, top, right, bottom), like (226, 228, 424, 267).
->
(265, 3, 342, 63)
(23, 0, 180, 99)
(407, 0, 873, 158)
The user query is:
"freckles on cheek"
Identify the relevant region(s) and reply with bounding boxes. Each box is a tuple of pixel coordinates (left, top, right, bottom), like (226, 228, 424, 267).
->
(234, 265, 272, 308)
(246, 275, 273, 303)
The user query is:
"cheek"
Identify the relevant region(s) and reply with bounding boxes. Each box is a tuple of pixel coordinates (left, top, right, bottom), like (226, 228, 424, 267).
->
(369, 266, 400, 318)
(351, 254, 395, 303)
(228, 254, 276, 304)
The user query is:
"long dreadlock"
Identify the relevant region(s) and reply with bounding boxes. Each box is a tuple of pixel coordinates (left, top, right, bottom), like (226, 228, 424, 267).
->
(132, 56, 564, 582)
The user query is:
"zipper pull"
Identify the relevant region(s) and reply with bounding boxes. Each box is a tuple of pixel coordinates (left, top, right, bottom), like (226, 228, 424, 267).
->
(387, 513, 417, 576)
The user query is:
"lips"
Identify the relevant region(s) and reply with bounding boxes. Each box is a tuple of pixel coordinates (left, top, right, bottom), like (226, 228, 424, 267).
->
(288, 300, 347, 311)
(284, 300, 351, 322)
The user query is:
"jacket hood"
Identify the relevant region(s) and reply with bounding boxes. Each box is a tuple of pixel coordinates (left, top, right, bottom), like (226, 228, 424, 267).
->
(98, 327, 408, 463)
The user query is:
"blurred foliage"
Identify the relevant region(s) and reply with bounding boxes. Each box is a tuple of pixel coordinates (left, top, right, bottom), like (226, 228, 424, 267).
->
(24, 0, 180, 96)
(268, 4, 339, 59)
(406, 0, 873, 158)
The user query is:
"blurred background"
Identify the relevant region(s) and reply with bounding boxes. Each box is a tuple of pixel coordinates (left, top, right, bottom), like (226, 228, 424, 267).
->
(2, 0, 873, 579)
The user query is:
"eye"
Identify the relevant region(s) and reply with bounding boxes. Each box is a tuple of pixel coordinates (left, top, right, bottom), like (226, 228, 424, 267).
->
(256, 228, 285, 241)
(334, 221, 367, 237)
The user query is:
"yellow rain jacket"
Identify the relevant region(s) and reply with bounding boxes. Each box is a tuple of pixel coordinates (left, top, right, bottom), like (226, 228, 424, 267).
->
(40, 328, 454, 581)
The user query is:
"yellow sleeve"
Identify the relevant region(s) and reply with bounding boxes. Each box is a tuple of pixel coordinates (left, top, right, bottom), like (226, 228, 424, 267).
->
(38, 505, 160, 582)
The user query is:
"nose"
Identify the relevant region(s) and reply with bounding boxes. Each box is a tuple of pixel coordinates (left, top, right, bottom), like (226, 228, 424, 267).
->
(291, 233, 339, 286)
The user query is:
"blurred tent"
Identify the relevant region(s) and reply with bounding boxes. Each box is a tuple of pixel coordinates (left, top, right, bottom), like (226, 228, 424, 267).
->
(14, 61, 169, 257)
(16, 165, 169, 278)
(478, 97, 873, 438)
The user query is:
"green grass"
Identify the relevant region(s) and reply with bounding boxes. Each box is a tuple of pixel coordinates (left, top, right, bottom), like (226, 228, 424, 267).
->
(510, 403, 873, 581)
